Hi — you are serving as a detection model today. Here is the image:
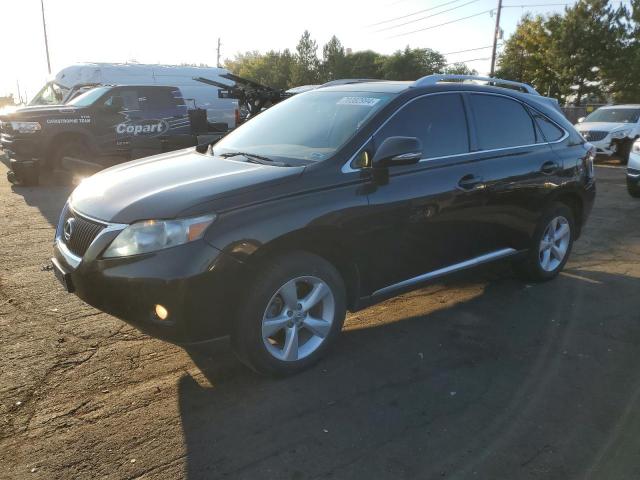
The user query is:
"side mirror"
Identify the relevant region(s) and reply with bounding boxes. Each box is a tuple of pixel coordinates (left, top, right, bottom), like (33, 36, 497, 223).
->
(577, 117, 585, 124)
(372, 136, 422, 168)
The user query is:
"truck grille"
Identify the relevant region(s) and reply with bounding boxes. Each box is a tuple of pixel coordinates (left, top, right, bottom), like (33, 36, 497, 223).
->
(57, 204, 106, 258)
(582, 130, 608, 142)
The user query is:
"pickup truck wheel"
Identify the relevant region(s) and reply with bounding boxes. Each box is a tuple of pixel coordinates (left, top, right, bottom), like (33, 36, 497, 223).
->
(54, 139, 91, 172)
(513, 203, 575, 282)
(231, 252, 346, 376)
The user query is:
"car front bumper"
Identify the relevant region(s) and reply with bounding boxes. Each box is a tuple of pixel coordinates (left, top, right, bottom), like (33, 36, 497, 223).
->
(52, 232, 246, 344)
(587, 136, 618, 156)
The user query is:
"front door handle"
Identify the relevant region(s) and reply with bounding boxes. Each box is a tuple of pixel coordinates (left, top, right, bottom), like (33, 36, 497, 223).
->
(540, 161, 560, 174)
(457, 174, 485, 191)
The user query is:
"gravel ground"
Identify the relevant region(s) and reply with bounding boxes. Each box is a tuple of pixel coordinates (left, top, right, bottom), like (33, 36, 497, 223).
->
(1, 158, 639, 480)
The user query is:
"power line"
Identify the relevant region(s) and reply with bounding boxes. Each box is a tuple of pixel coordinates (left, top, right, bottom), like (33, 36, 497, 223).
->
(367, 0, 469, 27)
(387, 9, 494, 38)
(503, 2, 571, 7)
(447, 56, 491, 65)
(443, 44, 501, 55)
(375, 0, 481, 32)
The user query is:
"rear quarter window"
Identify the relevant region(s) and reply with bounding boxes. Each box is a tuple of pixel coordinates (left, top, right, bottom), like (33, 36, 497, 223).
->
(533, 113, 565, 142)
(470, 94, 537, 150)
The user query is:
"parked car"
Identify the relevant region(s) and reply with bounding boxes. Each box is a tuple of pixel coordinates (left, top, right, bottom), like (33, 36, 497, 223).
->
(575, 104, 640, 164)
(51, 75, 596, 375)
(1, 85, 224, 186)
(627, 138, 640, 197)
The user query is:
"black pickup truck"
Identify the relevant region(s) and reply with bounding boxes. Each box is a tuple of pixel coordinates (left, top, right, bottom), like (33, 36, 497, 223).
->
(0, 85, 221, 185)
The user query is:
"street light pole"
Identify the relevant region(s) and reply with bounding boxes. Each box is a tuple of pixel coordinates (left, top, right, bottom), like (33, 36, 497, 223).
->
(40, 0, 51, 74)
(489, 0, 502, 77)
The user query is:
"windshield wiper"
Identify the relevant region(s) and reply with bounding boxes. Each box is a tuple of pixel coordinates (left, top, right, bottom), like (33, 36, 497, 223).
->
(219, 151, 288, 166)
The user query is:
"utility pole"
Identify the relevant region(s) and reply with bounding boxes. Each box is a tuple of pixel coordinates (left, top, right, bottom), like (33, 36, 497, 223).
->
(216, 38, 222, 68)
(489, 0, 502, 77)
(40, 0, 51, 74)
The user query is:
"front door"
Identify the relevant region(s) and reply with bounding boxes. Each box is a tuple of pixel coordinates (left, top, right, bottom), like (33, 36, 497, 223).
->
(356, 93, 497, 296)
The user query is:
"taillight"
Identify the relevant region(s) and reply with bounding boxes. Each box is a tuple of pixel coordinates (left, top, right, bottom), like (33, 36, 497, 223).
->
(585, 144, 596, 179)
(234, 108, 240, 127)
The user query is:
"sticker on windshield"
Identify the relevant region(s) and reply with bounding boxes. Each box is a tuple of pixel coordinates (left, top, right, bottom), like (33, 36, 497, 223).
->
(337, 97, 380, 107)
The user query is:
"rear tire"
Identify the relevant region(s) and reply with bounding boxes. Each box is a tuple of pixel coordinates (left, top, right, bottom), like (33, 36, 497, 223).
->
(513, 203, 575, 282)
(231, 251, 346, 376)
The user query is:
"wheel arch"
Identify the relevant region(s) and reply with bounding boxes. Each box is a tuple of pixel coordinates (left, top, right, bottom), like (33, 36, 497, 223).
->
(552, 191, 584, 237)
(242, 227, 363, 311)
(45, 130, 92, 160)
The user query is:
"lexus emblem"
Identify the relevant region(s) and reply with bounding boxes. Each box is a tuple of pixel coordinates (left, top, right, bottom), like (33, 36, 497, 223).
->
(63, 218, 76, 242)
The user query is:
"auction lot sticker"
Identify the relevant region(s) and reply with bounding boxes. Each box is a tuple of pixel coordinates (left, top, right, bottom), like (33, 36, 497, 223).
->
(337, 97, 381, 106)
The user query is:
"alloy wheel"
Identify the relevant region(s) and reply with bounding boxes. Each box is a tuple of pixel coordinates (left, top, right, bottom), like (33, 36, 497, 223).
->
(539, 216, 571, 272)
(261, 276, 335, 362)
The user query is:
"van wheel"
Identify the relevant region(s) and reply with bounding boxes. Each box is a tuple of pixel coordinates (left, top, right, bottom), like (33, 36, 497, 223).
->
(231, 252, 346, 376)
(514, 203, 575, 282)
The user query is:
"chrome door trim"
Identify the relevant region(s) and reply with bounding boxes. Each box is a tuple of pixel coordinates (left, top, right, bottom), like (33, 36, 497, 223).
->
(371, 248, 518, 297)
(341, 91, 569, 174)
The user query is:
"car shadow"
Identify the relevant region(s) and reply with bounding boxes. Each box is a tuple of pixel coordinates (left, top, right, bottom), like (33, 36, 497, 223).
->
(177, 267, 640, 480)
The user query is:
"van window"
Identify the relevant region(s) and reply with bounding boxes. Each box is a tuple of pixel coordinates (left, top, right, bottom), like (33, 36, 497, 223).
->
(470, 94, 536, 150)
(375, 93, 469, 159)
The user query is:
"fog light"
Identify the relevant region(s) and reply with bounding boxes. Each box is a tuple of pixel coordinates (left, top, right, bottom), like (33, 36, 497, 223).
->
(154, 304, 169, 320)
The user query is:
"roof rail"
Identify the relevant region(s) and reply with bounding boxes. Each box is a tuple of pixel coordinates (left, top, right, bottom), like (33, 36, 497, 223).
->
(318, 78, 383, 88)
(413, 74, 539, 95)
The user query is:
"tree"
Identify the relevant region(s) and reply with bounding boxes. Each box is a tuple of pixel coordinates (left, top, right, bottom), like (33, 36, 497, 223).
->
(224, 50, 295, 89)
(345, 50, 385, 78)
(321, 35, 349, 82)
(443, 63, 478, 75)
(379, 47, 446, 80)
(291, 30, 321, 85)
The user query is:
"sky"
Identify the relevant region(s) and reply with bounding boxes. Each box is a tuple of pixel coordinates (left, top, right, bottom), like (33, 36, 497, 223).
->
(1, 0, 577, 102)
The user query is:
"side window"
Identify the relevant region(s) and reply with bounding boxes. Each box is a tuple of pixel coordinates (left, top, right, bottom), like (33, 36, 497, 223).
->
(533, 113, 565, 142)
(142, 88, 186, 111)
(104, 89, 140, 111)
(374, 94, 469, 160)
(470, 94, 536, 149)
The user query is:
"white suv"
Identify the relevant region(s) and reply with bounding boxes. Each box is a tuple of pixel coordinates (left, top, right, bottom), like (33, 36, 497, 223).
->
(575, 105, 640, 164)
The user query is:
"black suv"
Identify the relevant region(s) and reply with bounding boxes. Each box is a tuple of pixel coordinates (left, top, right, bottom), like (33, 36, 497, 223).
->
(51, 75, 596, 375)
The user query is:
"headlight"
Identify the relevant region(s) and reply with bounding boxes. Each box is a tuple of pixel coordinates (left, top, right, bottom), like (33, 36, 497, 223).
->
(103, 214, 216, 258)
(610, 129, 631, 139)
(633, 139, 640, 154)
(10, 121, 41, 134)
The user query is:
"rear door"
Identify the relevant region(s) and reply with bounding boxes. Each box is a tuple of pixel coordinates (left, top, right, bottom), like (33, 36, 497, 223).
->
(358, 93, 496, 296)
(466, 93, 566, 251)
(94, 86, 144, 157)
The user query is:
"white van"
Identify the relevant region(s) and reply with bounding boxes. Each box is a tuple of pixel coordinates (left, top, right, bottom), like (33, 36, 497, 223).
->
(29, 63, 239, 129)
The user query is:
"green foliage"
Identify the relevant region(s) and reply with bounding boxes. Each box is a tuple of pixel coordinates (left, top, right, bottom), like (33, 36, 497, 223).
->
(497, 0, 636, 105)
(379, 47, 446, 80)
(224, 31, 476, 90)
(444, 63, 478, 75)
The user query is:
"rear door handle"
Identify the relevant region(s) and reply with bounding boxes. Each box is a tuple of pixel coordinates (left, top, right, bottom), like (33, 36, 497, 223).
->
(457, 174, 485, 191)
(540, 161, 560, 174)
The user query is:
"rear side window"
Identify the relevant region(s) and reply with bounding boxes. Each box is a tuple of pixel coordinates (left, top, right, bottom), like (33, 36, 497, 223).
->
(533, 113, 565, 142)
(141, 88, 186, 110)
(375, 93, 469, 159)
(104, 88, 140, 111)
(470, 94, 536, 149)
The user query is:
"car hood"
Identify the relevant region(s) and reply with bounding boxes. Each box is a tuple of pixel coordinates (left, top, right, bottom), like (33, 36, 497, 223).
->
(575, 121, 633, 133)
(0, 104, 81, 121)
(70, 149, 305, 224)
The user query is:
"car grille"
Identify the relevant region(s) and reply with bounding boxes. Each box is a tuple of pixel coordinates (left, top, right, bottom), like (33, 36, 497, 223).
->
(582, 130, 608, 142)
(57, 204, 106, 258)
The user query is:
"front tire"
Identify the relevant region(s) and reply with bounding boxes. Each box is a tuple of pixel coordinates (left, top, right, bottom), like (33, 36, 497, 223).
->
(618, 139, 633, 165)
(231, 251, 346, 376)
(628, 178, 640, 198)
(514, 203, 575, 282)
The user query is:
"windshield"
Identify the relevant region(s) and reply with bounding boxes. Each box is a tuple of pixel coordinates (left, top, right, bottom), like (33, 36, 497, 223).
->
(29, 82, 67, 106)
(66, 87, 111, 107)
(214, 90, 394, 162)
(585, 108, 640, 123)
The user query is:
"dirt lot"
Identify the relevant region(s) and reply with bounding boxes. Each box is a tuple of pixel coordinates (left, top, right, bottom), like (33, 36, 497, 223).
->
(1, 158, 639, 480)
